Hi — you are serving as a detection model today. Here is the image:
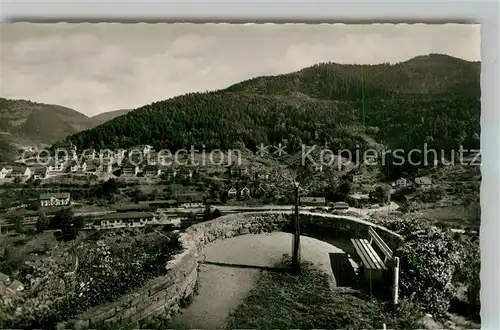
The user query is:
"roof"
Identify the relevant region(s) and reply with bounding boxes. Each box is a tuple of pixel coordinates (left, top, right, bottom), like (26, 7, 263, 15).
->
(301, 197, 326, 203)
(415, 176, 432, 185)
(100, 212, 154, 220)
(333, 202, 349, 208)
(144, 199, 178, 205)
(39, 192, 70, 200)
(31, 166, 47, 174)
(116, 204, 150, 212)
(10, 166, 28, 174)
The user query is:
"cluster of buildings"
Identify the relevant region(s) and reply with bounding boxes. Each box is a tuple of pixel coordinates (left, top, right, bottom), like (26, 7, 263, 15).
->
(391, 176, 433, 191)
(2, 144, 281, 184)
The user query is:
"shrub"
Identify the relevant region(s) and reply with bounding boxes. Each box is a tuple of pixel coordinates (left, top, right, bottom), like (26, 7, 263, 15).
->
(389, 216, 464, 318)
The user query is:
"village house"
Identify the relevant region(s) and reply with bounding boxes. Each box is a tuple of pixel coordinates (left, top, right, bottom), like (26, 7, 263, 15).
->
(177, 196, 204, 208)
(99, 149, 115, 161)
(82, 149, 97, 160)
(300, 196, 326, 207)
(415, 176, 432, 190)
(69, 160, 87, 173)
(227, 165, 248, 177)
(39, 192, 71, 207)
(228, 187, 238, 198)
(333, 202, 350, 210)
(9, 167, 32, 180)
(254, 185, 267, 196)
(190, 196, 204, 208)
(352, 174, 364, 183)
(240, 186, 251, 198)
(98, 163, 113, 175)
(84, 160, 99, 176)
(46, 159, 66, 176)
(392, 178, 408, 189)
(32, 167, 48, 180)
(162, 167, 177, 179)
(121, 164, 140, 177)
(157, 152, 172, 166)
(0, 166, 13, 179)
(146, 152, 159, 166)
(314, 164, 324, 173)
(143, 165, 161, 177)
(88, 212, 157, 230)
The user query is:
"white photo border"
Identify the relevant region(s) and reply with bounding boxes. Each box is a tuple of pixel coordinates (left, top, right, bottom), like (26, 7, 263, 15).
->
(1, 1, 499, 328)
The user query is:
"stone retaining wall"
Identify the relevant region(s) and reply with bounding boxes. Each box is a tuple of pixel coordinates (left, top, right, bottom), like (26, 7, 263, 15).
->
(72, 211, 403, 328)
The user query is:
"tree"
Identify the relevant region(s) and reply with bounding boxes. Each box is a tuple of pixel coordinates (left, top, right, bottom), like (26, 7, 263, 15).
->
(211, 208, 222, 219)
(11, 215, 24, 233)
(73, 216, 86, 229)
(132, 188, 147, 203)
(36, 211, 49, 233)
(370, 184, 391, 203)
(338, 178, 352, 197)
(203, 205, 212, 221)
(50, 208, 80, 241)
(50, 208, 74, 230)
(101, 178, 119, 198)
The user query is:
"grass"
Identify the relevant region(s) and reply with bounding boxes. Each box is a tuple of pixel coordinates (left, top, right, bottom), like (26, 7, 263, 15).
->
(225, 255, 422, 330)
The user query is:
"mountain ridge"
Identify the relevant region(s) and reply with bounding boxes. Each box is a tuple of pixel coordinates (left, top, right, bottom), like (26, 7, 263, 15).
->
(63, 53, 480, 155)
(0, 98, 135, 147)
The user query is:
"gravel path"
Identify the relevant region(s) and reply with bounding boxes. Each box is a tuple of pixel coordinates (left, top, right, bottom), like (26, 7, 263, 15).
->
(174, 232, 346, 329)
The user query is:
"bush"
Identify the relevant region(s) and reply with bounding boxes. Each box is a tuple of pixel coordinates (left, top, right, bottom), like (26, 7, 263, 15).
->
(1, 232, 183, 329)
(389, 216, 464, 318)
(36, 212, 50, 233)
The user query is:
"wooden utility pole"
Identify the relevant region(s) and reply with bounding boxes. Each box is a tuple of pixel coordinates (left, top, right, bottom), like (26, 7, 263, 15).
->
(292, 182, 301, 274)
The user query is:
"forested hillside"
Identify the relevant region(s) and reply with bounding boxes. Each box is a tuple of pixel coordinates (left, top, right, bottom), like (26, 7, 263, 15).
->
(0, 98, 90, 145)
(64, 54, 481, 154)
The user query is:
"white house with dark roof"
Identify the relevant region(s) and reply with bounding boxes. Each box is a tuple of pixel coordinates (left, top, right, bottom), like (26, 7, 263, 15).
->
(0, 166, 13, 179)
(392, 178, 409, 189)
(240, 186, 251, 197)
(228, 187, 238, 198)
(46, 159, 66, 176)
(415, 176, 432, 190)
(39, 192, 71, 207)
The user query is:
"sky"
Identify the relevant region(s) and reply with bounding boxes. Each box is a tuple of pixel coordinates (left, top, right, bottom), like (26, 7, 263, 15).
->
(0, 23, 480, 117)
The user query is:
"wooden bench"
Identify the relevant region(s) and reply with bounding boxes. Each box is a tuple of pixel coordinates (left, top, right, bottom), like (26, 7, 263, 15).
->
(351, 227, 393, 282)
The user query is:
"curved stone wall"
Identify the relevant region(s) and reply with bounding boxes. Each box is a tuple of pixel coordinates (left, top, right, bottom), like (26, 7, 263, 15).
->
(72, 211, 403, 328)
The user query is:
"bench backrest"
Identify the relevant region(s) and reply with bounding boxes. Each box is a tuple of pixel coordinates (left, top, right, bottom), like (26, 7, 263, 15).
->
(368, 226, 393, 262)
